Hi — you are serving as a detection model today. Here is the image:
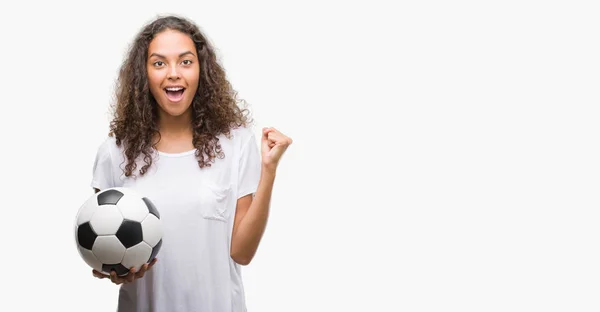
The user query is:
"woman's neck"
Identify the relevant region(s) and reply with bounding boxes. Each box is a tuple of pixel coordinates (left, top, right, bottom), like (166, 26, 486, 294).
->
(157, 108, 193, 136)
(154, 108, 195, 152)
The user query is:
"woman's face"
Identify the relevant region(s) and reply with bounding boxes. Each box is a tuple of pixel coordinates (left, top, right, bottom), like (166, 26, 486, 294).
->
(147, 29, 200, 118)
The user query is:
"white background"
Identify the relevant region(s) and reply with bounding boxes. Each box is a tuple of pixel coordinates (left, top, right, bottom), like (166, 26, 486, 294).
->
(0, 0, 598, 311)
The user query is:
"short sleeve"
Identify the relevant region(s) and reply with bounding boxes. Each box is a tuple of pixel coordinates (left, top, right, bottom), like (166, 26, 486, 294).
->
(237, 132, 261, 199)
(90, 138, 114, 191)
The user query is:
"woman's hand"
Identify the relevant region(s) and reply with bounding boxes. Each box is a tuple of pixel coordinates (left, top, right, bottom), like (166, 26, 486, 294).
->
(261, 127, 293, 172)
(92, 258, 157, 285)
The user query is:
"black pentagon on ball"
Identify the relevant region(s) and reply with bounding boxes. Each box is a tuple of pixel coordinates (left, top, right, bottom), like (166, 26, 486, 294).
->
(103, 263, 130, 276)
(77, 222, 97, 250)
(115, 220, 143, 248)
(148, 239, 162, 263)
(142, 197, 160, 219)
(97, 189, 124, 205)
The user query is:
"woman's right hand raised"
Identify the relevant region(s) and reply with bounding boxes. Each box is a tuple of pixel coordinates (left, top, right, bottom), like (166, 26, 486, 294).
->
(92, 258, 157, 285)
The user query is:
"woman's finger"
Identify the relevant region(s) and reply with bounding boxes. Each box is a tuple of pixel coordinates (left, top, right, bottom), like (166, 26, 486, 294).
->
(136, 263, 149, 278)
(137, 258, 157, 278)
(92, 269, 107, 279)
(126, 268, 136, 283)
(110, 271, 117, 283)
(110, 271, 124, 285)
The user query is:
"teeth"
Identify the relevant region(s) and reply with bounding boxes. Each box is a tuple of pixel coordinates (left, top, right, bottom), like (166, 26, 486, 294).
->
(165, 87, 183, 91)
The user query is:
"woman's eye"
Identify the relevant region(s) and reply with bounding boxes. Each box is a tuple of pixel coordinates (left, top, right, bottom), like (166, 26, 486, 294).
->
(182, 60, 192, 65)
(154, 61, 164, 67)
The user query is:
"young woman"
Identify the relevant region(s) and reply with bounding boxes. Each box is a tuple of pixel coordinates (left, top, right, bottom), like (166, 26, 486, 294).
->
(90, 15, 292, 312)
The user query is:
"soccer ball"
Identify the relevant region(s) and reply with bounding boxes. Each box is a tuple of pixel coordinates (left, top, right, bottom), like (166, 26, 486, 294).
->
(75, 187, 163, 276)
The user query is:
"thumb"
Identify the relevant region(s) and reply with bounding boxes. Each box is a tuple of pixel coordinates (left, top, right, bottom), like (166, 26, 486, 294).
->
(261, 127, 270, 151)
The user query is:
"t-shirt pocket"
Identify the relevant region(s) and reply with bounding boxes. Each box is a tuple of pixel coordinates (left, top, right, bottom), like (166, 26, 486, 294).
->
(198, 181, 232, 222)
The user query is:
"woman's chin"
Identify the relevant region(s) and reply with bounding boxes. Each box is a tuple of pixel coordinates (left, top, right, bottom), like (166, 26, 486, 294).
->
(158, 103, 192, 118)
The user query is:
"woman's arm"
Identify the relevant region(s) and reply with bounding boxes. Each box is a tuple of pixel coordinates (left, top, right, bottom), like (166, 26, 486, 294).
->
(230, 127, 292, 265)
(230, 167, 276, 265)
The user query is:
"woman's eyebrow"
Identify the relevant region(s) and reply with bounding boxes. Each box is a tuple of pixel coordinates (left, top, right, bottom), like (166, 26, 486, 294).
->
(149, 51, 196, 59)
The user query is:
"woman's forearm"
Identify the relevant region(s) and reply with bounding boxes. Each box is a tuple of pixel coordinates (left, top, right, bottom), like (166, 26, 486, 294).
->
(230, 166, 276, 265)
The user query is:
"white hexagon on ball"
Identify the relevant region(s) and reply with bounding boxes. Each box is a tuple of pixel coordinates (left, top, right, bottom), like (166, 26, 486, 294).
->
(92, 235, 126, 264)
(117, 194, 150, 222)
(142, 214, 163, 247)
(90, 205, 124, 235)
(122, 242, 153, 271)
(76, 195, 99, 226)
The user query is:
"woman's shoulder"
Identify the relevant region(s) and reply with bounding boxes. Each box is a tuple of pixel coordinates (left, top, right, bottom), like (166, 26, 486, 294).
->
(228, 125, 257, 146)
(96, 135, 119, 152)
(94, 135, 125, 162)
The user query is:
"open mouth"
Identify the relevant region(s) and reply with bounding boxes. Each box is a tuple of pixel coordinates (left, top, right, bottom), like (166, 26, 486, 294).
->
(164, 87, 185, 102)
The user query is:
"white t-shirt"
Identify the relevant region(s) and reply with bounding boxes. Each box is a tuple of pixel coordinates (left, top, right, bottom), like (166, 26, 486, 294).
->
(90, 126, 261, 312)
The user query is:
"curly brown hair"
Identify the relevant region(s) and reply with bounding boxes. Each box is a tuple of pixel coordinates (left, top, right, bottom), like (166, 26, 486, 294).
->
(108, 15, 252, 177)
